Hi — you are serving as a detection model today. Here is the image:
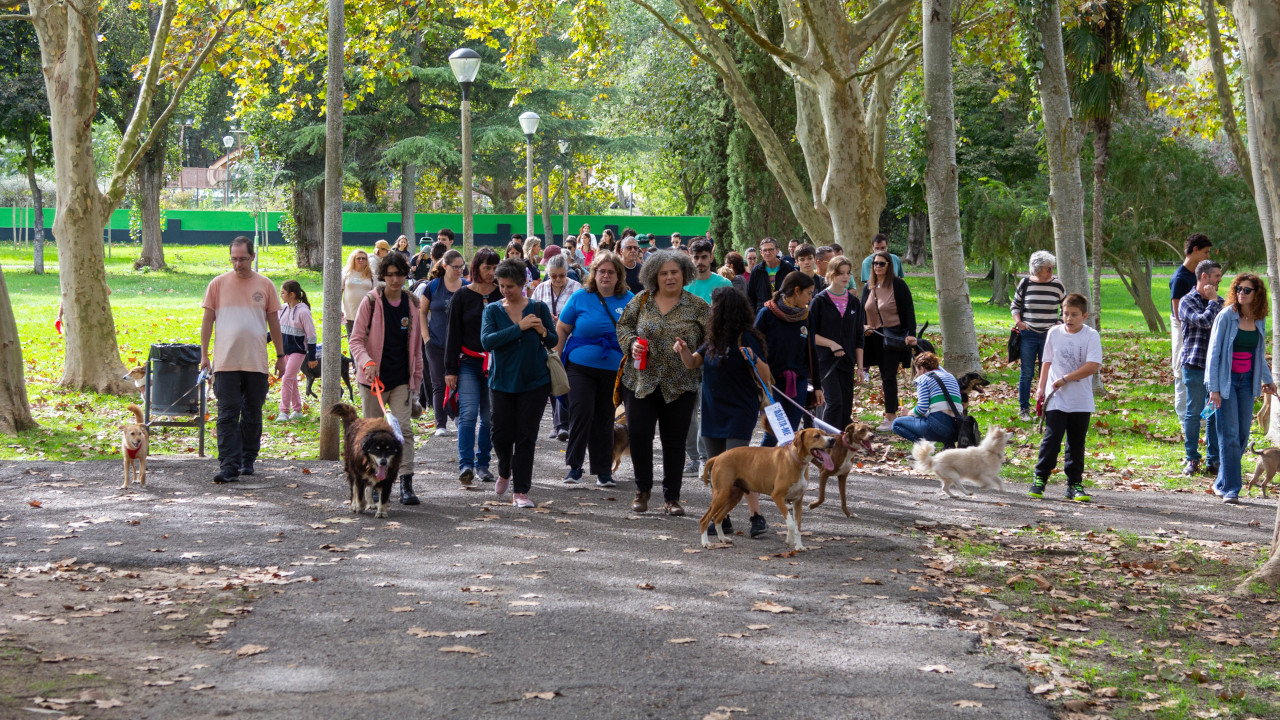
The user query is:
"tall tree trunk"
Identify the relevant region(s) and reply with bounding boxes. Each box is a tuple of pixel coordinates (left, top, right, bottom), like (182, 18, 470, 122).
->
(23, 135, 46, 275)
(134, 135, 167, 270)
(1110, 254, 1165, 333)
(814, 73, 885, 260)
(922, 0, 980, 374)
(359, 177, 378, 206)
(540, 172, 552, 242)
(1090, 117, 1111, 330)
(1033, 0, 1089, 296)
(400, 164, 416, 243)
(34, 0, 132, 394)
(988, 256, 1012, 306)
(1205, 0, 1253, 195)
(292, 183, 325, 270)
(1233, 0, 1280, 589)
(318, 0, 345, 460)
(0, 265, 36, 434)
(903, 211, 928, 265)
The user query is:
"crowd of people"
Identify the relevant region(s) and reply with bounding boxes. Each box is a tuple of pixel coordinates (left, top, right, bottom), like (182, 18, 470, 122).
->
(197, 228, 1275, 518)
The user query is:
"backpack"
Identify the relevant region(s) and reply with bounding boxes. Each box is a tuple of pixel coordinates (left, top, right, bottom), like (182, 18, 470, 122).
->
(928, 371, 981, 448)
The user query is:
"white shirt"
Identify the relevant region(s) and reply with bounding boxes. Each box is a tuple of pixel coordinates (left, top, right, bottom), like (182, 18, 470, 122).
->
(1043, 324, 1103, 413)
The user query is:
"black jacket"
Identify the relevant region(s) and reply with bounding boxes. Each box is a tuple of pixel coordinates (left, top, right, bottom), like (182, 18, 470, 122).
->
(809, 289, 865, 374)
(746, 259, 796, 313)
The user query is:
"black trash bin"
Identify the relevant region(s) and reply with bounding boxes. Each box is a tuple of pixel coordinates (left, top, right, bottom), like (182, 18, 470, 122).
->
(149, 343, 202, 416)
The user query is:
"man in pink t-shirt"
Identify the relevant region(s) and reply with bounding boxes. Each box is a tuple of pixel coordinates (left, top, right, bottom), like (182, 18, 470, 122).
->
(200, 237, 285, 484)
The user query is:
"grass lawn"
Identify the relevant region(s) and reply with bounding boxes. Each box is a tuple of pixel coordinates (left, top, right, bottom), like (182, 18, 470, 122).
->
(0, 243, 1256, 495)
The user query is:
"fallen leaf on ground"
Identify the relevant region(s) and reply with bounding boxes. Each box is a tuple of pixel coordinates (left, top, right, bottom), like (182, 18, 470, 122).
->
(1094, 687, 1118, 698)
(747, 624, 771, 631)
(28, 500, 42, 508)
(953, 700, 983, 708)
(918, 665, 952, 673)
(751, 601, 793, 614)
(636, 583, 655, 590)
(861, 577, 882, 585)
(972, 682, 996, 689)
(668, 637, 697, 644)
(1031, 683, 1054, 695)
(438, 645, 480, 654)
(389, 607, 413, 613)
(235, 644, 268, 657)
(523, 691, 559, 700)
(563, 547, 586, 553)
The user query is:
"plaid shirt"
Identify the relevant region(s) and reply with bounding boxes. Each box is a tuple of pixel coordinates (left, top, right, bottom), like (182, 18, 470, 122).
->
(1178, 290, 1223, 369)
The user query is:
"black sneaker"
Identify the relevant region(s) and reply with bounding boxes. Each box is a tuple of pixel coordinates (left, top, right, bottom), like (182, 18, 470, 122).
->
(1065, 484, 1091, 502)
(213, 470, 238, 484)
(477, 468, 495, 483)
(720, 515, 733, 535)
(1180, 458, 1199, 477)
(749, 513, 767, 538)
(596, 475, 617, 488)
(564, 468, 583, 484)
(1028, 478, 1047, 498)
(1203, 463, 1220, 478)
(556, 430, 569, 442)
(458, 467, 475, 486)
(239, 462, 255, 477)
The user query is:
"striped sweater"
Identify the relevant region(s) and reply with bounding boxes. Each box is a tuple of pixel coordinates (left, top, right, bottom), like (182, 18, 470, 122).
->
(1012, 277, 1066, 331)
(912, 370, 963, 417)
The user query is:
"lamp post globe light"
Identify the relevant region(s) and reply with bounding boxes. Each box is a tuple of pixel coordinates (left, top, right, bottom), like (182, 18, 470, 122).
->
(558, 140, 570, 244)
(450, 48, 481, 256)
(222, 135, 234, 208)
(518, 111, 540, 240)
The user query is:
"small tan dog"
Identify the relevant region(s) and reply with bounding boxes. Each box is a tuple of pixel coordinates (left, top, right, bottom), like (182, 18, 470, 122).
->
(911, 426, 1008, 499)
(121, 404, 149, 489)
(1246, 441, 1280, 498)
(699, 428, 836, 550)
(809, 421, 877, 517)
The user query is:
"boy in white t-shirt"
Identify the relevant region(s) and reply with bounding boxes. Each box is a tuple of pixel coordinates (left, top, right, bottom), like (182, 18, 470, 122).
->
(1031, 292, 1103, 501)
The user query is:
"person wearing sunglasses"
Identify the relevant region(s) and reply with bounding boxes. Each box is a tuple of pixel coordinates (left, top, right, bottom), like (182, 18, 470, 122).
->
(350, 252, 423, 505)
(416, 249, 469, 439)
(861, 249, 916, 432)
(1205, 273, 1277, 503)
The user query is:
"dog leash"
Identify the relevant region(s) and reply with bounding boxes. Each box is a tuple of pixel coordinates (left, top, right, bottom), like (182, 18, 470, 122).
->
(143, 368, 210, 428)
(770, 384, 842, 436)
(740, 347, 776, 405)
(370, 377, 405, 443)
(1037, 386, 1058, 433)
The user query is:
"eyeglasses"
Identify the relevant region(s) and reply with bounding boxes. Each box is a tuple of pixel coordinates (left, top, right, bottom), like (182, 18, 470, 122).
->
(873, 261, 888, 267)
(1238, 286, 1256, 295)
(623, 245, 639, 251)
(449, 263, 465, 271)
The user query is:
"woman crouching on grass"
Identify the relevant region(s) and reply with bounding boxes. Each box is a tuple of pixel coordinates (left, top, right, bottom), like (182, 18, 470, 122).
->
(1206, 273, 1277, 504)
(276, 280, 317, 422)
(481, 258, 557, 508)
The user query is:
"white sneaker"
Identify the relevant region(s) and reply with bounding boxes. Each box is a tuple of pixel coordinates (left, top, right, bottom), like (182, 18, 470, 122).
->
(277, 412, 292, 422)
(290, 411, 304, 421)
(433, 428, 448, 438)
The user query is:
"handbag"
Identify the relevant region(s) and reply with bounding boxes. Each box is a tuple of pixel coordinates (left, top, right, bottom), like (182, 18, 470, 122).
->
(546, 350, 570, 397)
(1008, 278, 1027, 363)
(928, 371, 981, 448)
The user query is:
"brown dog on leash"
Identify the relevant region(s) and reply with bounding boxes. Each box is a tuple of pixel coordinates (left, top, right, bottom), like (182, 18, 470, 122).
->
(121, 404, 149, 489)
(699, 428, 836, 550)
(1246, 441, 1280, 498)
(808, 421, 876, 517)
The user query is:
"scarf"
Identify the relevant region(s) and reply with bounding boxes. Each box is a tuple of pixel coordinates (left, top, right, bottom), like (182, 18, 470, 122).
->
(764, 291, 809, 323)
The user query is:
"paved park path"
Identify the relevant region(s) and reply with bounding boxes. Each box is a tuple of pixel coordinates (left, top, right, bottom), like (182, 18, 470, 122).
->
(2, 419, 1275, 720)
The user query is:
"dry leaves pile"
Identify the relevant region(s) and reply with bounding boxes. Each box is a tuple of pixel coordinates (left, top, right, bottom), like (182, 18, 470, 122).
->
(914, 521, 1280, 718)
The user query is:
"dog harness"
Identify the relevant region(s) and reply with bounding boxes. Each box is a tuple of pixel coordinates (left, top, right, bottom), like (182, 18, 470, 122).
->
(125, 445, 141, 460)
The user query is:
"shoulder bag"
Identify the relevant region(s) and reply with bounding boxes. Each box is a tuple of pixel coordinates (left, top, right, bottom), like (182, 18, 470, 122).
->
(531, 301, 570, 397)
(1008, 278, 1027, 363)
(610, 291, 644, 407)
(928, 371, 981, 448)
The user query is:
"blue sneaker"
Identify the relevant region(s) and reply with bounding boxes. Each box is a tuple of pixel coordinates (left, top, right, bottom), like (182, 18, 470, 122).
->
(564, 468, 583, 484)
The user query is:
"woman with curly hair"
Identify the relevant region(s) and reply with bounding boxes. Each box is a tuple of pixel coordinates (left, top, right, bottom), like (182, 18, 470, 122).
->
(676, 286, 773, 538)
(1206, 273, 1277, 503)
(616, 249, 706, 516)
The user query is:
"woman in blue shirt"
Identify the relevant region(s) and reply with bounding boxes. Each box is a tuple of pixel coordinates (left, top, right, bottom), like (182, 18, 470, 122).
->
(1206, 273, 1277, 503)
(555, 252, 634, 487)
(674, 286, 772, 539)
(481, 258, 557, 508)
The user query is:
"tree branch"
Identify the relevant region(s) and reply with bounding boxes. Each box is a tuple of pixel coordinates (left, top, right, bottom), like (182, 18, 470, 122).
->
(848, 0, 916, 59)
(629, 0, 722, 72)
(714, 0, 810, 69)
(0, 14, 34, 21)
(796, 0, 840, 74)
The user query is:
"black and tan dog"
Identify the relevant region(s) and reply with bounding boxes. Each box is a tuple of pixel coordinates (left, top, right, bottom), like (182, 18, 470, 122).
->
(120, 404, 149, 489)
(328, 403, 403, 519)
(303, 352, 355, 402)
(612, 406, 630, 472)
(699, 428, 836, 551)
(808, 421, 876, 517)
(956, 372, 991, 411)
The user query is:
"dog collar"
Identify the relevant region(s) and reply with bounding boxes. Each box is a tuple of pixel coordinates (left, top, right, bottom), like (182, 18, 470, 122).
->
(125, 445, 140, 459)
(789, 445, 803, 464)
(840, 434, 860, 453)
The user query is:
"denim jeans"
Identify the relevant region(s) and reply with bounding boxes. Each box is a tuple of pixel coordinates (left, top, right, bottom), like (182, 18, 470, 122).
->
(892, 412, 957, 444)
(455, 360, 492, 471)
(1214, 372, 1255, 497)
(1018, 328, 1048, 412)
(1181, 366, 1219, 467)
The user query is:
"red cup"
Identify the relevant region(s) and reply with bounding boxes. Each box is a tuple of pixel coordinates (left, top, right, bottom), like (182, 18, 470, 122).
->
(633, 338, 648, 370)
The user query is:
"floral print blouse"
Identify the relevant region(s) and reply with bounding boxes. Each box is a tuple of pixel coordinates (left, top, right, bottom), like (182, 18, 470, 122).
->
(617, 290, 708, 402)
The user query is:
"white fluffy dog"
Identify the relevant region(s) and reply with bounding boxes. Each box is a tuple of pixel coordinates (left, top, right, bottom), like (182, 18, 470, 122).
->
(911, 426, 1009, 498)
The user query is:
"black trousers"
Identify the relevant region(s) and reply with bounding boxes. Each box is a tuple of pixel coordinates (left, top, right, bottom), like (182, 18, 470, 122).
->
(624, 388, 697, 502)
(565, 362, 617, 476)
(490, 384, 550, 494)
(819, 364, 854, 430)
(213, 370, 269, 476)
(1035, 410, 1091, 485)
(424, 341, 449, 430)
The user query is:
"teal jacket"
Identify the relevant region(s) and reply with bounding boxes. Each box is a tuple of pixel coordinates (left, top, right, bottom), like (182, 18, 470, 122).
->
(480, 300, 556, 394)
(1205, 306, 1273, 399)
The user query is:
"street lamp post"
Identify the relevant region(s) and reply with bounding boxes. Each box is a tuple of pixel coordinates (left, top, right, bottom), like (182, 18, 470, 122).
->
(518, 111, 540, 241)
(221, 134, 234, 208)
(449, 48, 481, 257)
(558, 140, 570, 245)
